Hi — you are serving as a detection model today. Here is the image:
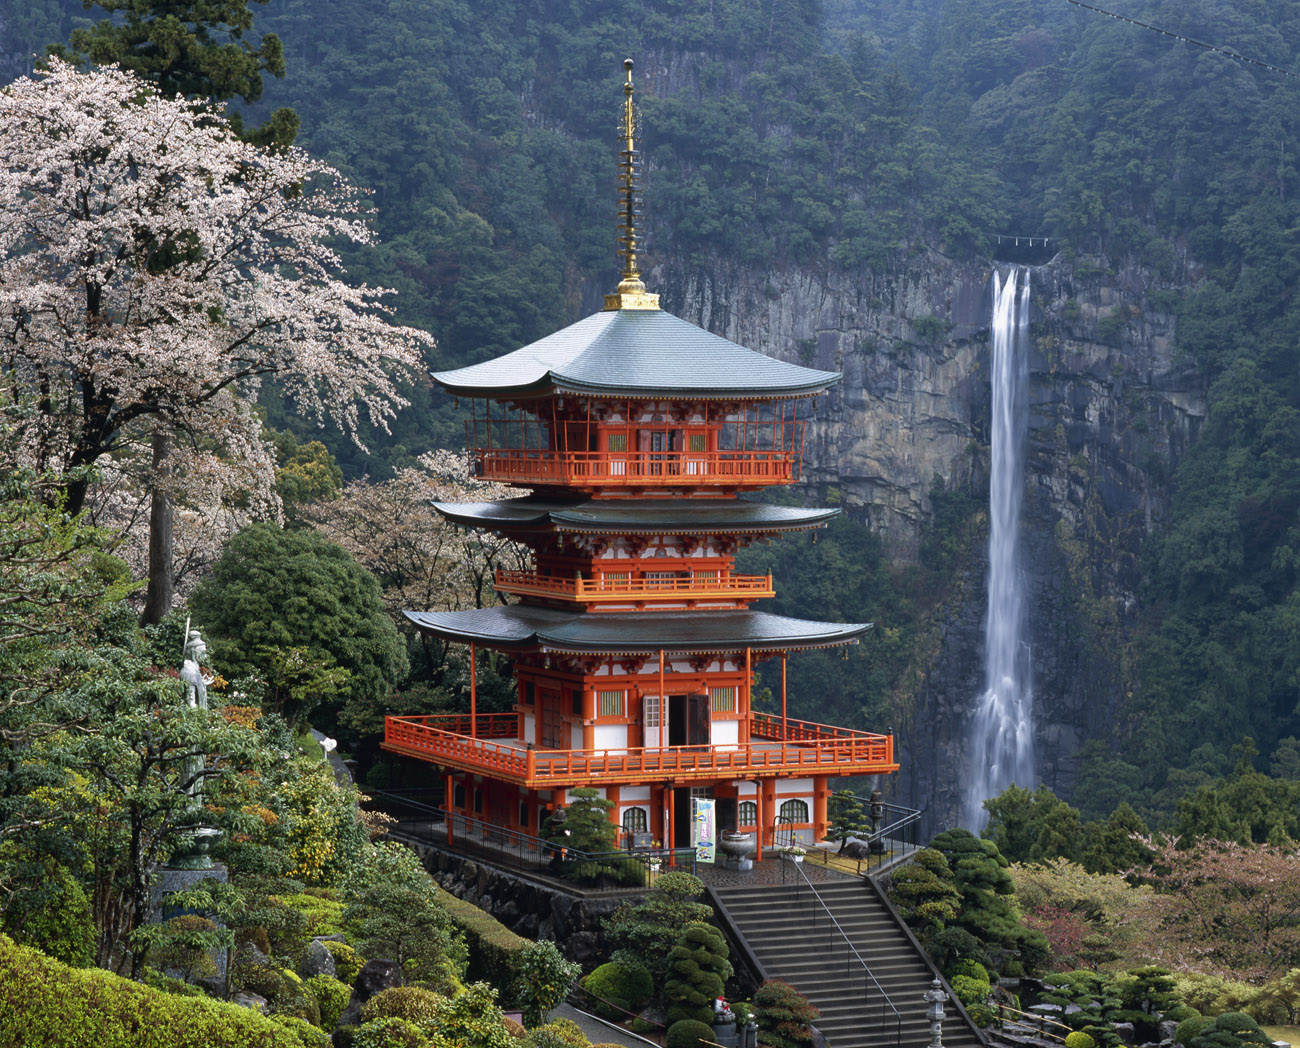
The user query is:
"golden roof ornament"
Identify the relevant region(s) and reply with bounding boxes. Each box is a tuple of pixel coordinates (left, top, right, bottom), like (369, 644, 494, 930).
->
(605, 58, 660, 311)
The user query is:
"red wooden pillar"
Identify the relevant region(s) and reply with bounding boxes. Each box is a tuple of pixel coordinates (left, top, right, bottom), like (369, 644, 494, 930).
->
(813, 775, 829, 842)
(582, 687, 596, 751)
(469, 643, 477, 736)
(666, 783, 675, 861)
(761, 779, 777, 849)
(445, 772, 455, 846)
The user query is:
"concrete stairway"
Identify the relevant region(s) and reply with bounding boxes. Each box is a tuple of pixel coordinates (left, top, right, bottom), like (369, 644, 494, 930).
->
(712, 878, 984, 1048)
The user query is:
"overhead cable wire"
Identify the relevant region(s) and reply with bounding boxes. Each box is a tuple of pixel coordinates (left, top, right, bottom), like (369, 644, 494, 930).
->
(1064, 0, 1300, 81)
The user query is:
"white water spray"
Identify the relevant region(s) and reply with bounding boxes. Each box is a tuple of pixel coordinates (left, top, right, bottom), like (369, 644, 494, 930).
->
(965, 266, 1035, 829)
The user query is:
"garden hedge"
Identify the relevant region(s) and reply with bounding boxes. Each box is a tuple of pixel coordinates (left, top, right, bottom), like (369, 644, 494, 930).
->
(435, 891, 529, 987)
(0, 933, 325, 1047)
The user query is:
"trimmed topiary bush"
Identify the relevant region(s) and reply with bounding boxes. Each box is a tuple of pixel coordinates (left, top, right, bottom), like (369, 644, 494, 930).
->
(0, 933, 325, 1047)
(584, 960, 653, 1017)
(361, 986, 446, 1025)
(1176, 1016, 1209, 1046)
(270, 1015, 331, 1046)
(524, 1018, 588, 1048)
(667, 1020, 715, 1048)
(664, 922, 733, 1025)
(306, 973, 352, 1030)
(353, 1017, 429, 1048)
(1065, 1032, 1096, 1048)
(950, 959, 990, 983)
(323, 939, 362, 985)
(1189, 1013, 1271, 1048)
(272, 989, 322, 1027)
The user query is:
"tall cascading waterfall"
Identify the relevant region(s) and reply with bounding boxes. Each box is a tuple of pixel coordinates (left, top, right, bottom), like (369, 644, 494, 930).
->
(965, 265, 1035, 829)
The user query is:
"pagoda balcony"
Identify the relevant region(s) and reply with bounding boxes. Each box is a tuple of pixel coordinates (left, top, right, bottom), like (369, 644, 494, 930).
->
(381, 711, 897, 787)
(494, 569, 775, 604)
(471, 448, 799, 488)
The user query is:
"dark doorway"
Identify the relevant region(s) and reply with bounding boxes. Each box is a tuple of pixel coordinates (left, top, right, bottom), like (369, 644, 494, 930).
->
(668, 693, 710, 747)
(716, 797, 737, 834)
(673, 788, 691, 848)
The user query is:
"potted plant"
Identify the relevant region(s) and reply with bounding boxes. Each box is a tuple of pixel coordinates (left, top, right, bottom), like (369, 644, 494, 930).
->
(637, 840, 664, 871)
(781, 844, 807, 863)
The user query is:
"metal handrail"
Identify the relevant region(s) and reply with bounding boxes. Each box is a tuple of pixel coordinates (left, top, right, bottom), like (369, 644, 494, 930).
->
(995, 1003, 1071, 1044)
(784, 857, 902, 1047)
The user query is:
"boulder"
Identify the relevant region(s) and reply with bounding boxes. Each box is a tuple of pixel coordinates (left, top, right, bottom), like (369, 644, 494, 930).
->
(231, 991, 268, 1012)
(336, 957, 404, 1029)
(300, 939, 337, 979)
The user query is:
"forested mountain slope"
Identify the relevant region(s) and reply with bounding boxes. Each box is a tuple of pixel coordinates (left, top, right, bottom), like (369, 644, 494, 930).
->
(8, 0, 1300, 826)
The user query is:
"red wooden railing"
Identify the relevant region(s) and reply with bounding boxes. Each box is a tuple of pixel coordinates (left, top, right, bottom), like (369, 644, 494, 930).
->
(382, 712, 897, 785)
(471, 448, 800, 487)
(494, 569, 774, 602)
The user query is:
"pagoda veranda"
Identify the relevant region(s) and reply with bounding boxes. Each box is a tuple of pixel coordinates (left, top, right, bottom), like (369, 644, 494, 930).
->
(382, 60, 897, 857)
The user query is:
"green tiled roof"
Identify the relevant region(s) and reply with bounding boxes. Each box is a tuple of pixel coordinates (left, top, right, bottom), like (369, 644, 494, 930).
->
(432, 308, 839, 399)
(431, 495, 839, 534)
(403, 606, 871, 653)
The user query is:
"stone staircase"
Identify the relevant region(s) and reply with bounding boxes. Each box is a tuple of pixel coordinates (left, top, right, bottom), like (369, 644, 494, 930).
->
(712, 877, 985, 1048)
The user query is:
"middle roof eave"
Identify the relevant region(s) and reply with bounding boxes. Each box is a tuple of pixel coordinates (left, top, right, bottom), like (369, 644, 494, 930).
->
(430, 495, 840, 534)
(432, 308, 840, 399)
(402, 605, 871, 654)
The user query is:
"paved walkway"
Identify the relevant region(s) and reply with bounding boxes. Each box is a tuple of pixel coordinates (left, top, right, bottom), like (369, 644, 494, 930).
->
(550, 1003, 661, 1048)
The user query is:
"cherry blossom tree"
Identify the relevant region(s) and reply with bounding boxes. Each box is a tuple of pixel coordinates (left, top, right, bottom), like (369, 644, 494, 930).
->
(0, 60, 433, 621)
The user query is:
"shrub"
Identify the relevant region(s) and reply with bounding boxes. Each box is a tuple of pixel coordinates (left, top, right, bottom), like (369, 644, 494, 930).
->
(307, 973, 353, 1030)
(1177, 1019, 1211, 1048)
(0, 856, 95, 967)
(149, 914, 221, 983)
(270, 1015, 332, 1046)
(232, 945, 291, 1002)
(0, 932, 324, 1047)
(323, 940, 363, 984)
(753, 980, 819, 1048)
(361, 986, 446, 1025)
(631, 1017, 662, 1035)
(950, 975, 990, 1010)
(950, 959, 990, 983)
(666, 1019, 715, 1048)
(1066, 1033, 1096, 1048)
(273, 989, 322, 1028)
(525, 1018, 588, 1048)
(511, 939, 579, 1027)
(353, 1017, 429, 1048)
(276, 894, 346, 938)
(436, 891, 530, 990)
(1189, 1013, 1271, 1048)
(665, 922, 733, 1025)
(584, 961, 653, 1016)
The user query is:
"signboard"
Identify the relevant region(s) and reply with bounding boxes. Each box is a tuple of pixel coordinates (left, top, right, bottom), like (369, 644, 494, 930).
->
(692, 797, 716, 863)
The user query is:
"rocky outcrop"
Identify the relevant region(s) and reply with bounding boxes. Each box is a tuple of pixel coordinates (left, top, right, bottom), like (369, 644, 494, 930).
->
(655, 249, 1205, 828)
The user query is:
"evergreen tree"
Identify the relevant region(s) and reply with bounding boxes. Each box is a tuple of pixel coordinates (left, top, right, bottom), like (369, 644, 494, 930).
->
(827, 790, 871, 852)
(665, 922, 733, 1025)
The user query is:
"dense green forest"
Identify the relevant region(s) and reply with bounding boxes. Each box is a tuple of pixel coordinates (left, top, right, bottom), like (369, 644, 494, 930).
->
(8, 0, 1300, 821)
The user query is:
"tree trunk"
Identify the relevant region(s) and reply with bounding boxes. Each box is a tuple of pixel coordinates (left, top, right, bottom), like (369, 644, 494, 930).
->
(141, 429, 174, 626)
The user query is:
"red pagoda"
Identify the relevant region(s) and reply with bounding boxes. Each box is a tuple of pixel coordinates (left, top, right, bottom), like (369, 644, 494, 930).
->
(382, 61, 897, 858)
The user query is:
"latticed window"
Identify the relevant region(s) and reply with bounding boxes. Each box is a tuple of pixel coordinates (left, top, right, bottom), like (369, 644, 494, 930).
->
(779, 799, 809, 823)
(607, 432, 628, 452)
(643, 695, 660, 728)
(622, 806, 648, 833)
(688, 432, 707, 452)
(598, 690, 624, 717)
(710, 687, 735, 712)
(738, 801, 757, 827)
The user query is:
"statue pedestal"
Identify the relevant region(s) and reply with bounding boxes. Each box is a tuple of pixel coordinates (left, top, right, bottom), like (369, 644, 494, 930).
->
(149, 862, 230, 980)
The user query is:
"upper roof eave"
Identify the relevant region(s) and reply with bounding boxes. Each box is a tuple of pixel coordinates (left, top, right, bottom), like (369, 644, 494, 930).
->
(431, 308, 840, 401)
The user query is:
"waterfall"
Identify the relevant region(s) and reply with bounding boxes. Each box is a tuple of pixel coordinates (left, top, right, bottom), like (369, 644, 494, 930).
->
(965, 265, 1035, 829)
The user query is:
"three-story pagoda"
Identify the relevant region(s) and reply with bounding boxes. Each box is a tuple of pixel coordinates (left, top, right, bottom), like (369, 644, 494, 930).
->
(383, 61, 898, 856)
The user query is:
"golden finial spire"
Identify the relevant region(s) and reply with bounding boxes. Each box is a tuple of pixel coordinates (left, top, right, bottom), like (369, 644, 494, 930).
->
(605, 58, 660, 311)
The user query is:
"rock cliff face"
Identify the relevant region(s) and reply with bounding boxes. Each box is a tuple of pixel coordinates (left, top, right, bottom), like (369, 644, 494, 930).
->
(656, 251, 1205, 829)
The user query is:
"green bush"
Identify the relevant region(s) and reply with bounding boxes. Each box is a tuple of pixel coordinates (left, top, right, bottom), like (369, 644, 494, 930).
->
(1065, 1032, 1096, 1048)
(274, 988, 322, 1027)
(361, 986, 446, 1024)
(1189, 1012, 1271, 1048)
(0, 856, 95, 967)
(950, 959, 990, 983)
(631, 1017, 663, 1035)
(950, 974, 990, 1010)
(0, 932, 324, 1047)
(306, 973, 353, 1029)
(353, 1017, 429, 1048)
(275, 894, 346, 938)
(753, 980, 819, 1048)
(1177, 1019, 1211, 1047)
(438, 884, 530, 989)
(524, 1018, 588, 1048)
(270, 1015, 332, 1046)
(664, 922, 733, 1025)
(666, 1020, 715, 1048)
(510, 939, 579, 1027)
(323, 939, 363, 984)
(584, 961, 653, 1015)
